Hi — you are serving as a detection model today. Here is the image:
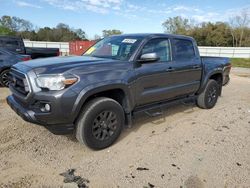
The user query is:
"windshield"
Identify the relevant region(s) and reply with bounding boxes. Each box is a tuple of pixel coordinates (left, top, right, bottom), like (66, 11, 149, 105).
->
(83, 36, 143, 61)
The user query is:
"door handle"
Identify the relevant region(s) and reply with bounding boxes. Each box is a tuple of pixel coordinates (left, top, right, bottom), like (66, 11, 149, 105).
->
(165, 67, 175, 72)
(193, 65, 200, 69)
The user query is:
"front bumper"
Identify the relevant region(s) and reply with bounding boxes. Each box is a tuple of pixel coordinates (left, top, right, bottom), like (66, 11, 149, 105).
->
(7, 95, 75, 135)
(7, 95, 37, 124)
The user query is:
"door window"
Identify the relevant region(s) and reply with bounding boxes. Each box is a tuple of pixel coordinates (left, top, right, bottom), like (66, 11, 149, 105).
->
(172, 39, 195, 60)
(4, 40, 20, 48)
(141, 39, 171, 62)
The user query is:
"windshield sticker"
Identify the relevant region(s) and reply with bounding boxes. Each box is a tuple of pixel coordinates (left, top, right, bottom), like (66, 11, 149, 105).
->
(85, 47, 96, 55)
(122, 39, 137, 44)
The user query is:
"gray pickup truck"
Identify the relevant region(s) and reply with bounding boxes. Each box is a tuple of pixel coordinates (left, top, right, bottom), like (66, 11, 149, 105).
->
(7, 34, 231, 149)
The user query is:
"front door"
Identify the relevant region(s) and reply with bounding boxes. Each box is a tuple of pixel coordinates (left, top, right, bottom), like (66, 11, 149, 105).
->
(135, 38, 173, 106)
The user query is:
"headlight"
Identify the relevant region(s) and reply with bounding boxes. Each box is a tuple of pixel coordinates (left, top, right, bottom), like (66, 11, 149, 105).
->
(36, 75, 78, 91)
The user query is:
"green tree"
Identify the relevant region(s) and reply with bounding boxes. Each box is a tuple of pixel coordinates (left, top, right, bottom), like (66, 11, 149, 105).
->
(37, 27, 53, 41)
(35, 24, 85, 42)
(162, 16, 191, 34)
(0, 15, 87, 42)
(75, 28, 86, 40)
(190, 22, 232, 46)
(54, 23, 81, 42)
(102, 29, 123, 37)
(0, 16, 14, 31)
(17, 30, 38, 40)
(241, 28, 250, 47)
(162, 16, 250, 47)
(0, 25, 15, 35)
(229, 9, 250, 47)
(0, 15, 33, 32)
(12, 16, 33, 31)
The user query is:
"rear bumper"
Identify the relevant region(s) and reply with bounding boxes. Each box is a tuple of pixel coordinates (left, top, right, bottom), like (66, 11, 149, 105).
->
(223, 75, 230, 86)
(223, 65, 231, 86)
(7, 95, 74, 135)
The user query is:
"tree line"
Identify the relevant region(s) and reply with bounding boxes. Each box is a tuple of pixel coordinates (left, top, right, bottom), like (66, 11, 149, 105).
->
(0, 15, 123, 42)
(162, 10, 250, 47)
(0, 13, 249, 47)
(0, 15, 88, 42)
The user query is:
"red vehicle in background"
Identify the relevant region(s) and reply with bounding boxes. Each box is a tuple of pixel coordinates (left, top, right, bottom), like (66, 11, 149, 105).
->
(69, 40, 96, 55)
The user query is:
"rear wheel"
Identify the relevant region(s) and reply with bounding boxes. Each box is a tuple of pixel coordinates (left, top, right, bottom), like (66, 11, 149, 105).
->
(76, 97, 125, 150)
(0, 69, 10, 87)
(197, 80, 220, 109)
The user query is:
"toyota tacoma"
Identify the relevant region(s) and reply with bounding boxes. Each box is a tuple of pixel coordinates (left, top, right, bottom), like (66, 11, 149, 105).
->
(6, 34, 231, 149)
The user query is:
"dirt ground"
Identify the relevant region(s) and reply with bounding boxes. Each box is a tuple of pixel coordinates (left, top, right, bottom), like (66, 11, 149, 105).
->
(0, 68, 250, 188)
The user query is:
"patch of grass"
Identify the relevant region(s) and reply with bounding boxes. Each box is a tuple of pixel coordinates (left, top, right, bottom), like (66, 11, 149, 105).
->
(230, 58, 250, 68)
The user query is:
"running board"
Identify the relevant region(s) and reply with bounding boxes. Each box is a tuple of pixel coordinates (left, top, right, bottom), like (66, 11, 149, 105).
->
(133, 95, 197, 117)
(145, 110, 163, 117)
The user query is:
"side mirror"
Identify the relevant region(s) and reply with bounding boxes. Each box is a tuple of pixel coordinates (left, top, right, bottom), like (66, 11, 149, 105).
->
(138, 53, 160, 63)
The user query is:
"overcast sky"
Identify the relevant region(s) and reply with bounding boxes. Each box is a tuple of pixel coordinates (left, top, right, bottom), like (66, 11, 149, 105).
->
(0, 0, 249, 38)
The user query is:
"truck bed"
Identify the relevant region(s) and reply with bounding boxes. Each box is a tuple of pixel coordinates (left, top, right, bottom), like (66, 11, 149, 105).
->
(26, 47, 60, 59)
(201, 56, 230, 66)
(201, 56, 231, 85)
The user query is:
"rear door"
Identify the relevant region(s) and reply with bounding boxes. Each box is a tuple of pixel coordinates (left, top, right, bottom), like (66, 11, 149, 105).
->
(169, 38, 202, 96)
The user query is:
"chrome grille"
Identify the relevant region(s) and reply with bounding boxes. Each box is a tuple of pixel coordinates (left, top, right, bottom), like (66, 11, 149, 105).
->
(9, 69, 30, 97)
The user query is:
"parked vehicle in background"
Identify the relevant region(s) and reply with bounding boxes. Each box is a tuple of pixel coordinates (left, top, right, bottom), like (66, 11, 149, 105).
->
(0, 36, 60, 59)
(69, 40, 96, 56)
(7, 34, 231, 150)
(0, 48, 31, 87)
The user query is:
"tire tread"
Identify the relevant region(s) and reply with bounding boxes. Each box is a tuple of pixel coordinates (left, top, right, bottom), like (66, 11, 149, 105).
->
(197, 79, 220, 109)
(76, 97, 124, 149)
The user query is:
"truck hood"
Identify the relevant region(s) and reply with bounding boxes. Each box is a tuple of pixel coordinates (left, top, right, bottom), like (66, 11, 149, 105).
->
(13, 56, 130, 74)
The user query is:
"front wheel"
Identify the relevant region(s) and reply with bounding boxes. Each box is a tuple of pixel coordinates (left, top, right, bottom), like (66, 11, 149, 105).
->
(76, 97, 125, 150)
(197, 80, 220, 109)
(0, 69, 10, 87)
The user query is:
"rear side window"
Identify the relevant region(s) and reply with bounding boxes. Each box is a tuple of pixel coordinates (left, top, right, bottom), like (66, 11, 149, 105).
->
(173, 39, 195, 60)
(4, 40, 20, 48)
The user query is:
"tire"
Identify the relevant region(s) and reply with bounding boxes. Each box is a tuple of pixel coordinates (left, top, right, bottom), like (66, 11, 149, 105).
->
(0, 69, 10, 87)
(76, 97, 125, 150)
(197, 80, 220, 109)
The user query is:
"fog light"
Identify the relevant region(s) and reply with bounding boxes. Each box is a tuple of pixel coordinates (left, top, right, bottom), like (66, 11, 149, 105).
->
(40, 103, 51, 112)
(45, 104, 50, 111)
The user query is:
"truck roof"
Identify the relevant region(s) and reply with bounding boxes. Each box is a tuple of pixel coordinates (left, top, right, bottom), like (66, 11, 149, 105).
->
(113, 33, 194, 41)
(0, 35, 22, 39)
